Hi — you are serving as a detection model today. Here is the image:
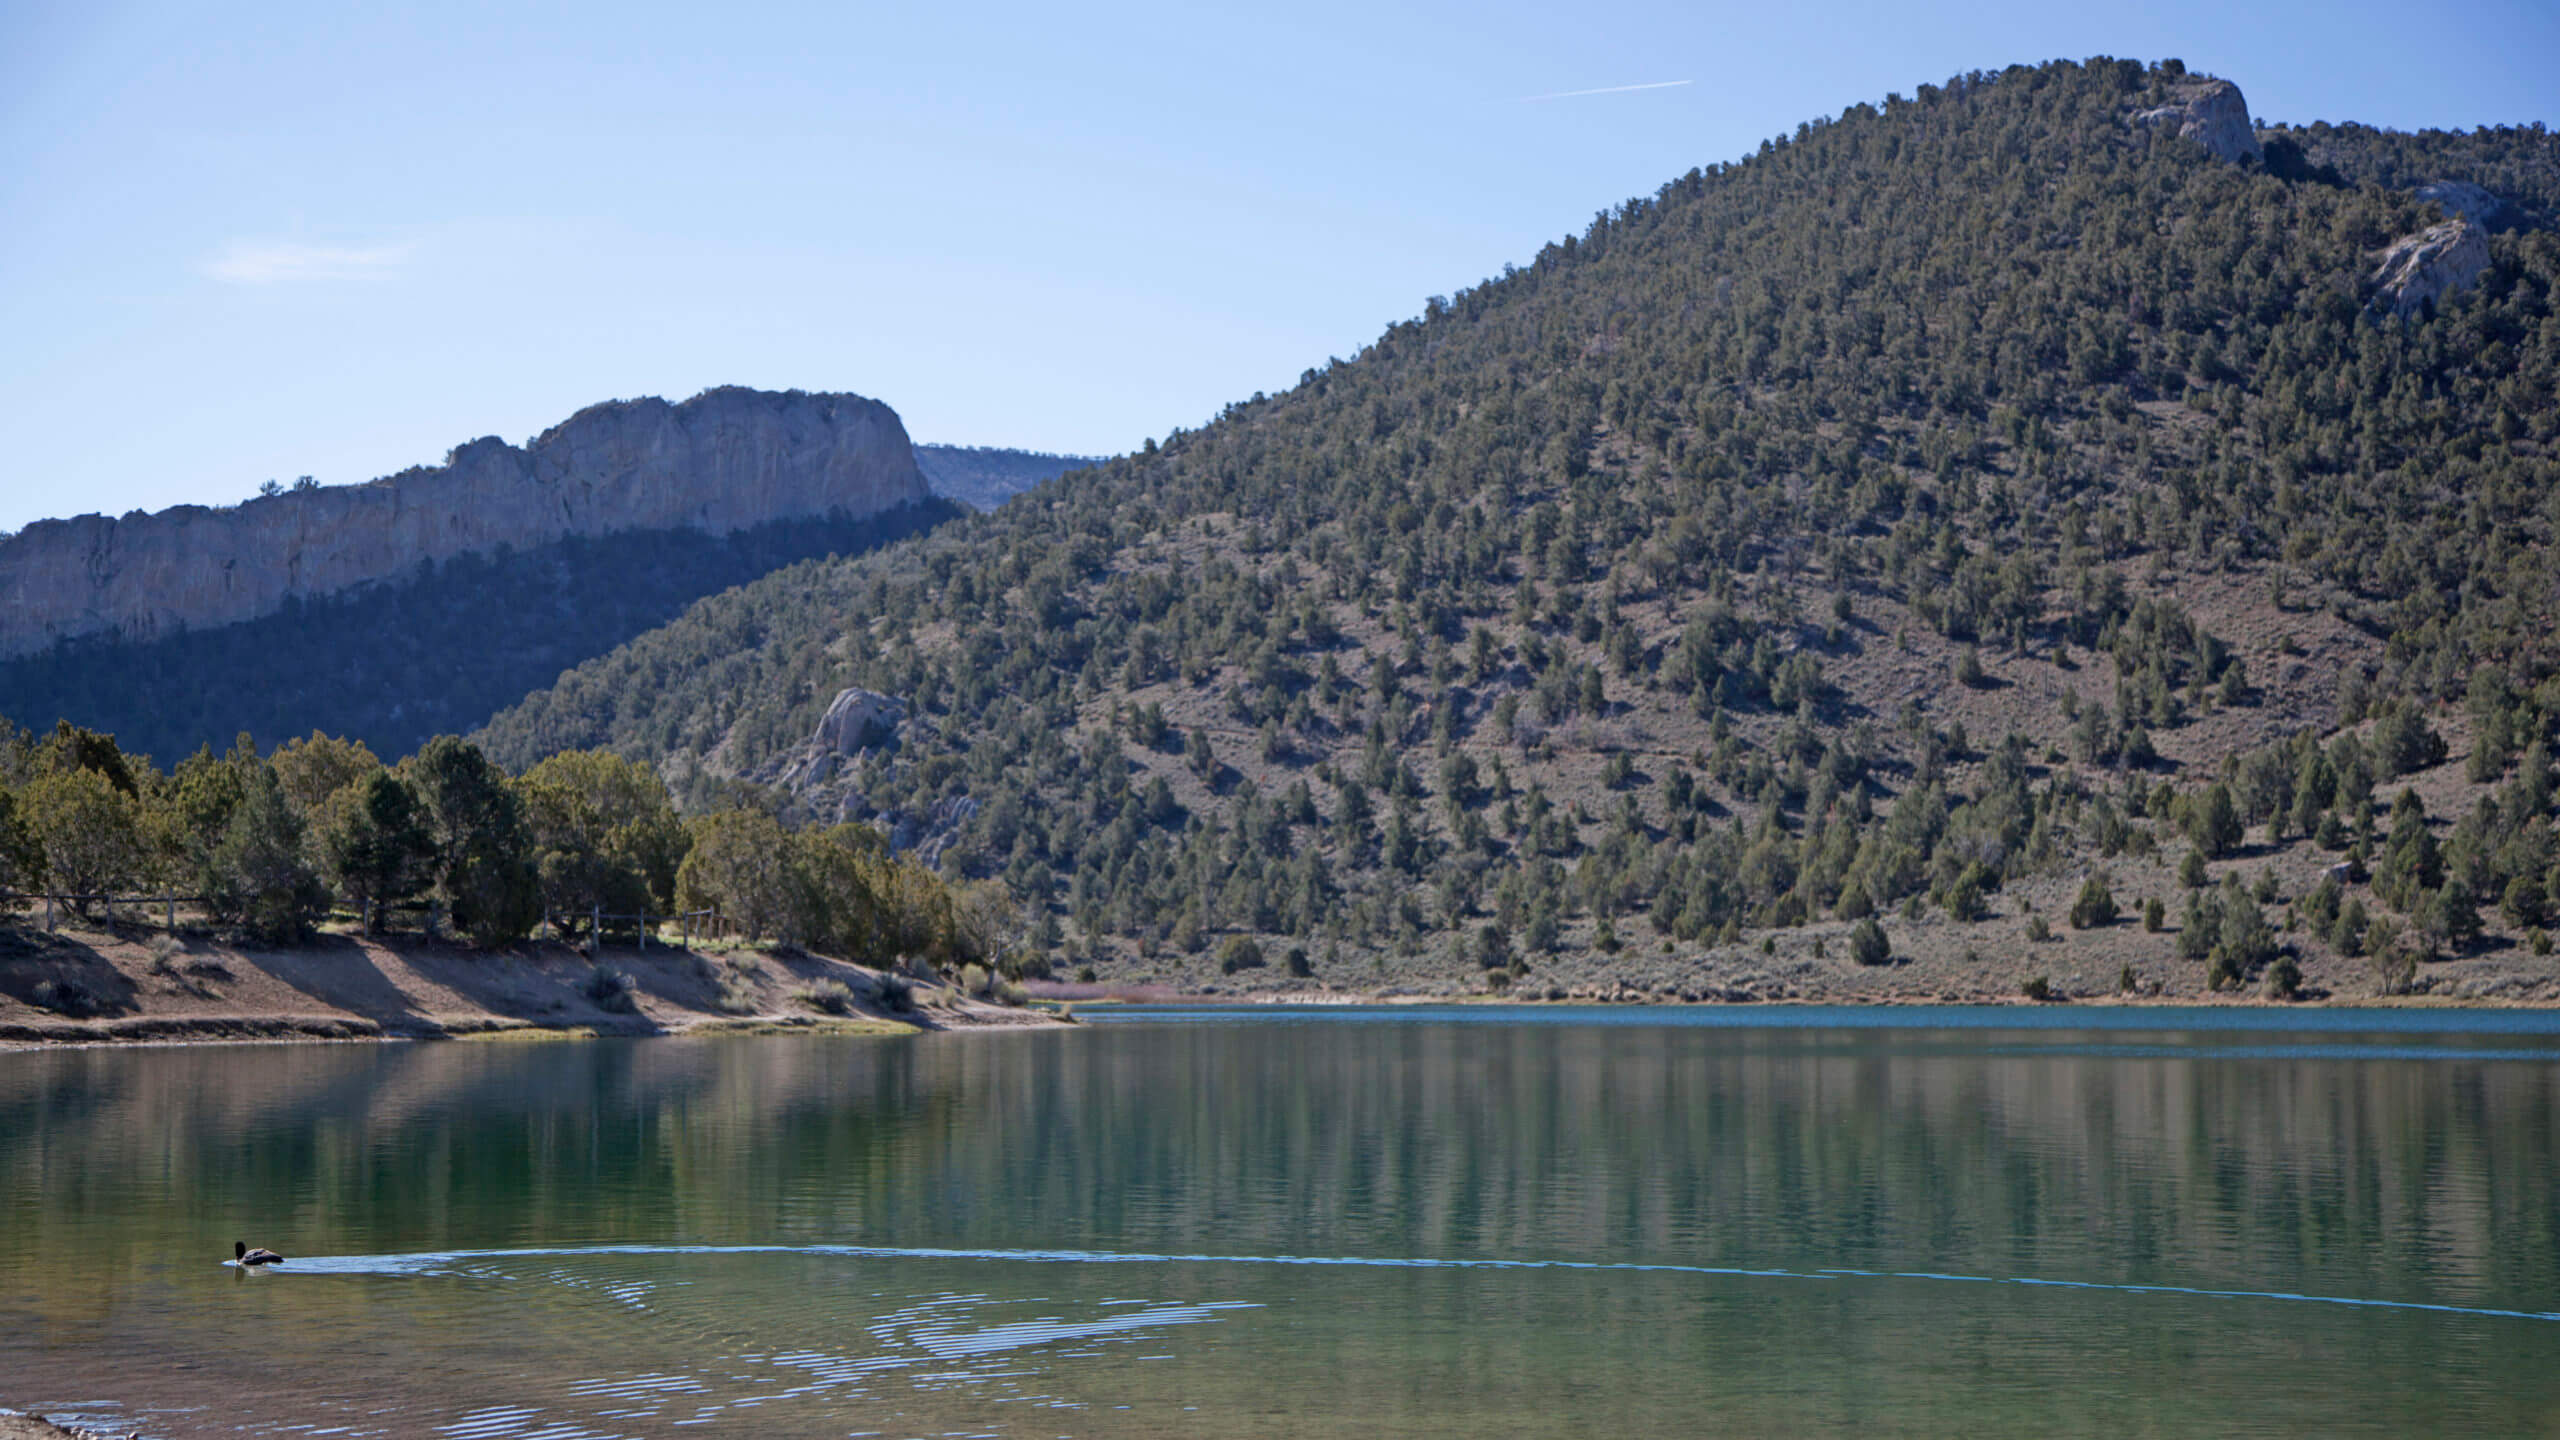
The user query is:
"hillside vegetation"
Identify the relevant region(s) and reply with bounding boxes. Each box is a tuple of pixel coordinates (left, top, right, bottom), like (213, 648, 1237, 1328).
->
(915, 444, 1101, 511)
(0, 504, 957, 765)
(471, 58, 2560, 1000)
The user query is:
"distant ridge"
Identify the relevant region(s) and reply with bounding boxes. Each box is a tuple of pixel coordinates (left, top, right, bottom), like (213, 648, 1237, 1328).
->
(915, 444, 1104, 511)
(0, 386, 928, 659)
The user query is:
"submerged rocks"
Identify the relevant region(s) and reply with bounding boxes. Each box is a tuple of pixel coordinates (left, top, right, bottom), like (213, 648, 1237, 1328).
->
(2132, 78, 2262, 164)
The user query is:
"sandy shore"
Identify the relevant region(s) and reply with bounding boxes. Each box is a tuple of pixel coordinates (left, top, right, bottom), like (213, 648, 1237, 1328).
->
(0, 921, 1060, 1049)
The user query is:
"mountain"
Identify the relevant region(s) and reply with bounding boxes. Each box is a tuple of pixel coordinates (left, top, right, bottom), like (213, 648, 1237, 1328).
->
(0, 387, 926, 658)
(915, 445, 1103, 511)
(476, 58, 2553, 1001)
(0, 388, 955, 763)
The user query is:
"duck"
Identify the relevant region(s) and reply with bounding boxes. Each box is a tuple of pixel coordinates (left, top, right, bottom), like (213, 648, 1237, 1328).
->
(234, 1240, 285, 1267)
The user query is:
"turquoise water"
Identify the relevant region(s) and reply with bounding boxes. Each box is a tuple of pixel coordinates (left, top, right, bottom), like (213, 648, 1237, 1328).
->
(4, 1007, 2559, 1436)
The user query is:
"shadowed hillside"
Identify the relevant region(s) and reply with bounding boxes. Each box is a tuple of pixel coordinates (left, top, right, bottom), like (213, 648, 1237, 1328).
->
(0, 505, 958, 766)
(916, 444, 1103, 511)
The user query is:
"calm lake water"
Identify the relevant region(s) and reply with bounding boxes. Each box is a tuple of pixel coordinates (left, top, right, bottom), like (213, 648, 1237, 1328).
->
(6, 1006, 2560, 1437)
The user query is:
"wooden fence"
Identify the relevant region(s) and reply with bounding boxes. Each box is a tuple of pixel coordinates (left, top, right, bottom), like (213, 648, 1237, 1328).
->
(546, 907, 729, 953)
(3, 892, 203, 935)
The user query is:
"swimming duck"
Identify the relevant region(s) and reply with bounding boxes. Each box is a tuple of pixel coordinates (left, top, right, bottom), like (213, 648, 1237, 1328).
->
(234, 1240, 284, 1267)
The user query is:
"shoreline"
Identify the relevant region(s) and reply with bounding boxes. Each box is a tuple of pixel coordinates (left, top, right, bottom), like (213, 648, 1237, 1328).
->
(0, 923, 1059, 1053)
(0, 1411, 107, 1440)
(10, 920, 2560, 1055)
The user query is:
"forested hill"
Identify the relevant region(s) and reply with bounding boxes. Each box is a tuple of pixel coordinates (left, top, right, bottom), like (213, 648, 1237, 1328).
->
(915, 445, 1103, 511)
(0, 503, 956, 768)
(0, 436, 1085, 764)
(480, 58, 2560, 999)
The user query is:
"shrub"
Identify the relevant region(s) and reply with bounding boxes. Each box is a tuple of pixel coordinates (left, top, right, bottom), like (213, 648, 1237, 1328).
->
(29, 977, 102, 1017)
(877, 971, 915, 1012)
(1849, 918, 1891, 967)
(794, 979, 855, 1015)
(2020, 975, 2052, 1002)
(1217, 935, 1266, 974)
(582, 964, 637, 1014)
(2069, 878, 2119, 930)
(2262, 954, 2302, 1000)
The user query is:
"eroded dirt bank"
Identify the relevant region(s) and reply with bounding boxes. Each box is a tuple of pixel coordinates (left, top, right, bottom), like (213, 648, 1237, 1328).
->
(0, 922, 1057, 1048)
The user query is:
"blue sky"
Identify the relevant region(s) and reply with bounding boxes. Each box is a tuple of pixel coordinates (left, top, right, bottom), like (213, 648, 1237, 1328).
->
(2, 0, 2552, 533)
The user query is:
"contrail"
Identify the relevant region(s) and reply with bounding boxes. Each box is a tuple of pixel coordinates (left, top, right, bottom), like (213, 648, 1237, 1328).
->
(1518, 79, 1692, 103)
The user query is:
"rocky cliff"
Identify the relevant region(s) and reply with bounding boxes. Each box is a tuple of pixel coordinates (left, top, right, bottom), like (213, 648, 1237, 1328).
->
(0, 387, 928, 658)
(2370, 218, 2493, 316)
(2132, 77, 2262, 164)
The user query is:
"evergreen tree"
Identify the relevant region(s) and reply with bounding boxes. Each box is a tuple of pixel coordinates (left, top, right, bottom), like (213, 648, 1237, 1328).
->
(406, 736, 540, 944)
(211, 762, 327, 942)
(315, 771, 435, 933)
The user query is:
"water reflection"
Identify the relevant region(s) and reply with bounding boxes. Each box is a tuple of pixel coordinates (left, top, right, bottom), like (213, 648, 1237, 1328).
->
(4, 1013, 2560, 1437)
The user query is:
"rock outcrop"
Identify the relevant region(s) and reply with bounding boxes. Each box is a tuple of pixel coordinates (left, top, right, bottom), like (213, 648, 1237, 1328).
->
(0, 387, 928, 658)
(763, 686, 975, 867)
(774, 687, 909, 792)
(2370, 219, 2492, 317)
(2133, 78, 2262, 164)
(2415, 179, 2511, 229)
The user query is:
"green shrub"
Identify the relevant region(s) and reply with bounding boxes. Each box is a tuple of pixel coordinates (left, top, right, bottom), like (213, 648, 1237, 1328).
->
(581, 964, 637, 1014)
(2069, 878, 2119, 930)
(794, 979, 855, 1015)
(1849, 918, 1891, 967)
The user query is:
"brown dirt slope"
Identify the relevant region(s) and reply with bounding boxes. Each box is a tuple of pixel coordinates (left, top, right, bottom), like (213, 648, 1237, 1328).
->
(0, 922, 1056, 1048)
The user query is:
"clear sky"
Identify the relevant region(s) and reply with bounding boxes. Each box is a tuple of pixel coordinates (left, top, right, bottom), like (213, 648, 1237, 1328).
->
(2, 0, 2552, 533)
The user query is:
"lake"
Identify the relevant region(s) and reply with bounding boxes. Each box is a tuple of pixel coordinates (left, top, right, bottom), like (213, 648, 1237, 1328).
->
(5, 1005, 2560, 1437)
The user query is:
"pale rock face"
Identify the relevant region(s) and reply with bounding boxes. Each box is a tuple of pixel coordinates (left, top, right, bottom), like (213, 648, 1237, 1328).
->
(762, 686, 972, 867)
(2132, 78, 2263, 164)
(2371, 219, 2493, 317)
(816, 687, 907, 756)
(0, 387, 928, 658)
(2415, 179, 2509, 229)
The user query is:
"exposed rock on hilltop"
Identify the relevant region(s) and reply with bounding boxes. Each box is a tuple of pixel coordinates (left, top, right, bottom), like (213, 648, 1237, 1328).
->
(2132, 77, 2262, 163)
(2416, 179, 2512, 229)
(0, 387, 928, 659)
(2370, 218, 2493, 316)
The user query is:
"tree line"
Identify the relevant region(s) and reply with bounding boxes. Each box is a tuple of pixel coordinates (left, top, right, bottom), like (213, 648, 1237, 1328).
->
(460, 58, 2557, 987)
(0, 721, 1013, 973)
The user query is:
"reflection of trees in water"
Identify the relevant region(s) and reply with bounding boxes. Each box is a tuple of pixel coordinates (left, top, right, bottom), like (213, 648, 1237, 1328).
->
(3, 1027, 2556, 1311)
